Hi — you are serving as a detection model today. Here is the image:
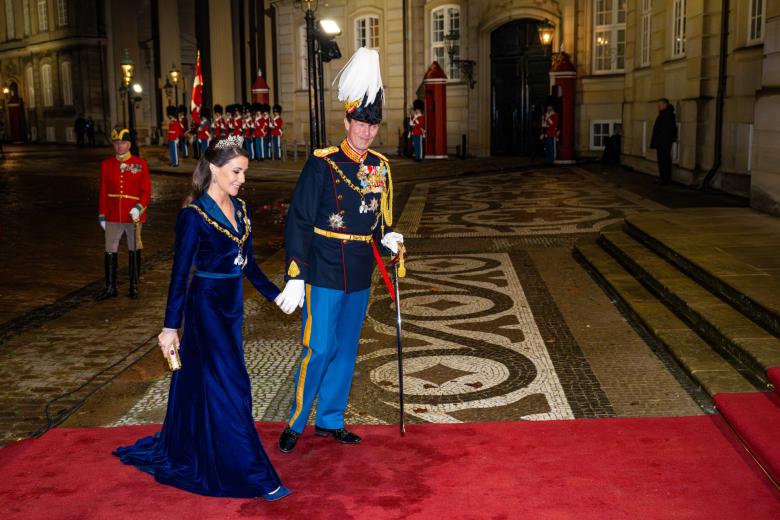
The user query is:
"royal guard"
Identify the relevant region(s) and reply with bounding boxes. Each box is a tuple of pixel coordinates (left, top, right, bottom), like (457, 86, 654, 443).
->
(166, 106, 180, 167)
(231, 105, 243, 137)
(242, 103, 255, 160)
(253, 103, 266, 161)
(177, 105, 190, 159)
(97, 127, 151, 300)
(275, 47, 405, 453)
(409, 99, 425, 161)
(213, 104, 227, 140)
(261, 104, 272, 159)
(271, 104, 283, 160)
(541, 104, 559, 164)
(196, 107, 212, 156)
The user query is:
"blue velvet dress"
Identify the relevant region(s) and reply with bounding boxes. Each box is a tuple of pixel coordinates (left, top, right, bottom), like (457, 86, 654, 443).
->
(114, 194, 284, 498)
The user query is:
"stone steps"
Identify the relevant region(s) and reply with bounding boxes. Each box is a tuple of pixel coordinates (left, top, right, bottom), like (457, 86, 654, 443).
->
(575, 243, 755, 397)
(598, 230, 780, 389)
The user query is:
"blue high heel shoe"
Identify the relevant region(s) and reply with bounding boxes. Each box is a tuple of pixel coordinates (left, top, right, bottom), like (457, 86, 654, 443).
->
(262, 485, 292, 502)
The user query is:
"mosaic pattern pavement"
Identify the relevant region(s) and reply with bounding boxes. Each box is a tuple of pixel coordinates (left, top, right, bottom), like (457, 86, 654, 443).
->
(396, 167, 664, 238)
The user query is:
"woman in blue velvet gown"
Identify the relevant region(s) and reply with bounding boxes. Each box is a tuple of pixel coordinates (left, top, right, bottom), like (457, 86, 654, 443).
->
(114, 137, 292, 501)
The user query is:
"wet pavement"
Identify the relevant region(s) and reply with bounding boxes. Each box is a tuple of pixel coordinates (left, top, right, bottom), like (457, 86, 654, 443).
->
(0, 143, 748, 444)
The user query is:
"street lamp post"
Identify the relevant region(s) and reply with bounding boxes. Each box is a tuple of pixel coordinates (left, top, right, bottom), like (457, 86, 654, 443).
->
(316, 19, 341, 146)
(163, 78, 173, 107)
(120, 49, 139, 156)
(169, 64, 180, 109)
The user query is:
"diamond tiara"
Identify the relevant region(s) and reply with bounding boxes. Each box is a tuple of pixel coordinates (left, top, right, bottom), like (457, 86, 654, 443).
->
(215, 135, 244, 150)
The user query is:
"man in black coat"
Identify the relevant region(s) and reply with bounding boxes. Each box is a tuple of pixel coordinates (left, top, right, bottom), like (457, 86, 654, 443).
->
(650, 98, 678, 185)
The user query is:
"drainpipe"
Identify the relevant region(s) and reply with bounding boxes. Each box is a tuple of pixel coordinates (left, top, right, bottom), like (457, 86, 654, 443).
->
(700, 0, 729, 191)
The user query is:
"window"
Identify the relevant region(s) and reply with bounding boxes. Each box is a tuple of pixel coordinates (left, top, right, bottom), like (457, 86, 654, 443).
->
(41, 63, 53, 106)
(748, 0, 765, 43)
(672, 0, 686, 57)
(640, 0, 652, 67)
(23, 0, 30, 35)
(590, 120, 621, 150)
(355, 16, 379, 50)
(37, 0, 47, 32)
(299, 25, 308, 90)
(5, 0, 15, 40)
(56, 0, 67, 26)
(25, 65, 35, 107)
(60, 61, 72, 105)
(593, 0, 626, 73)
(46, 126, 55, 142)
(431, 5, 460, 80)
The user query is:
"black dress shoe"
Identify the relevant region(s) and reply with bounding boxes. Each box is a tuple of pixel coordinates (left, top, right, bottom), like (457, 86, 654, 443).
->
(314, 426, 361, 444)
(278, 426, 300, 453)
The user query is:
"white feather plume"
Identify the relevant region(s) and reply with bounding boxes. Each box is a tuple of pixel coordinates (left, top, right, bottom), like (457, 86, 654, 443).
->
(333, 47, 384, 105)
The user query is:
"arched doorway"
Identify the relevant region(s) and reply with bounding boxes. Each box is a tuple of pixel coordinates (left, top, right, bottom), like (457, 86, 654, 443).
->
(491, 19, 551, 156)
(7, 81, 27, 143)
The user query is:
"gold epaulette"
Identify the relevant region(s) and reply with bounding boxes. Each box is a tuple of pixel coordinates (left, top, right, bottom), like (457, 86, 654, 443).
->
(313, 146, 339, 158)
(368, 149, 389, 162)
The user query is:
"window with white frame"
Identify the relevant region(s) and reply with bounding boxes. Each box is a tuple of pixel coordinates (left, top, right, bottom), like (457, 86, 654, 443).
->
(355, 16, 379, 50)
(60, 60, 72, 105)
(590, 120, 621, 150)
(431, 5, 460, 80)
(41, 63, 53, 106)
(593, 0, 626, 73)
(748, 0, 765, 43)
(23, 0, 30, 35)
(37, 0, 48, 32)
(299, 25, 308, 90)
(56, 0, 67, 27)
(5, 0, 15, 40)
(25, 65, 35, 107)
(672, 0, 686, 57)
(640, 0, 652, 67)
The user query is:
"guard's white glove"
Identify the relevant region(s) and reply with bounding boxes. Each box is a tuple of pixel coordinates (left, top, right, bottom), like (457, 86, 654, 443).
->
(100, 220, 106, 231)
(275, 279, 305, 314)
(381, 232, 404, 254)
(129, 207, 141, 221)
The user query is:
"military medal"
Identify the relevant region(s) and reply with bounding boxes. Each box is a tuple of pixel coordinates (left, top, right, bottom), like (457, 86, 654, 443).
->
(234, 250, 247, 267)
(359, 198, 369, 214)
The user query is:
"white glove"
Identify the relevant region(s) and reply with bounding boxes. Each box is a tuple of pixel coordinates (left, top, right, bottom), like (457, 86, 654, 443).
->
(381, 232, 404, 254)
(129, 207, 141, 221)
(275, 279, 305, 314)
(100, 220, 106, 230)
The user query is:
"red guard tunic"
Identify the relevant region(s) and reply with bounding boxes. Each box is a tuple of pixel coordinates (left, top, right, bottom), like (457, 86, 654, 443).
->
(167, 120, 179, 142)
(254, 115, 265, 138)
(410, 114, 425, 136)
(543, 112, 559, 139)
(232, 116, 244, 137)
(271, 116, 283, 137)
(99, 154, 152, 224)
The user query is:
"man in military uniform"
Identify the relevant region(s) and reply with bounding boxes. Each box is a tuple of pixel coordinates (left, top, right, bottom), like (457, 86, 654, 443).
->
(97, 127, 151, 300)
(166, 106, 180, 167)
(275, 48, 404, 453)
(271, 104, 283, 160)
(409, 99, 425, 161)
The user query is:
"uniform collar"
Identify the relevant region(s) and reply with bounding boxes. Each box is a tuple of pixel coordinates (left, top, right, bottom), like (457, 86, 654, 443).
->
(340, 139, 367, 164)
(116, 152, 131, 162)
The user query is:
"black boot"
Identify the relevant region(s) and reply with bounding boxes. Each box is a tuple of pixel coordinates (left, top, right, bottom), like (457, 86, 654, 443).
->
(128, 251, 139, 299)
(96, 252, 118, 300)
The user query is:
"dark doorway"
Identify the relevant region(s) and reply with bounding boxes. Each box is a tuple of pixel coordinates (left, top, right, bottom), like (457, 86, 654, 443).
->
(491, 19, 551, 156)
(6, 82, 26, 143)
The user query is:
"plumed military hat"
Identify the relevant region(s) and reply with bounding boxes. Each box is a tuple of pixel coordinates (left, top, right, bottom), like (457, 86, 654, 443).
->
(214, 104, 224, 115)
(333, 47, 384, 124)
(110, 127, 132, 142)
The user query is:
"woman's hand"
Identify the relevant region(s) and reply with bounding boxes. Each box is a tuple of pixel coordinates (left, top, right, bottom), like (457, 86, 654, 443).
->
(158, 328, 180, 359)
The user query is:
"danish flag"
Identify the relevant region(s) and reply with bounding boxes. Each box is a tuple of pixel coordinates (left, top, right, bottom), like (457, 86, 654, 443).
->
(191, 50, 203, 124)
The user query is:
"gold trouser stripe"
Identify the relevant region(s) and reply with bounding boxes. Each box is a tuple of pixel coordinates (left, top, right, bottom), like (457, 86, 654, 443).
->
(313, 226, 372, 243)
(289, 283, 313, 427)
(107, 194, 140, 200)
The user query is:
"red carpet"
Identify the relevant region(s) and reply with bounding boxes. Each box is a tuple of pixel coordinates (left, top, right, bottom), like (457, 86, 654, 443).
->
(715, 392, 780, 487)
(1, 417, 779, 519)
(768, 366, 780, 395)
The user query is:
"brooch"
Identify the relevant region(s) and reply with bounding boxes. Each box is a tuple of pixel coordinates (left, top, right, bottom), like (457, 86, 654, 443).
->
(328, 213, 346, 230)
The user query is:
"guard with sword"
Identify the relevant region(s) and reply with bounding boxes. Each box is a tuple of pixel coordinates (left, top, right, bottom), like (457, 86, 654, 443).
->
(97, 127, 151, 300)
(276, 48, 406, 452)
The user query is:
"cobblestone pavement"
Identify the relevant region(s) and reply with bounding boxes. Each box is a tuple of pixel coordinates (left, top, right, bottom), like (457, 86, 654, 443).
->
(1, 146, 747, 443)
(88, 166, 719, 432)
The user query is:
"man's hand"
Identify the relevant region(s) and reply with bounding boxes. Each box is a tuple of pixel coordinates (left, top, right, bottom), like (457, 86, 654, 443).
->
(129, 207, 141, 221)
(275, 279, 305, 314)
(100, 220, 106, 231)
(381, 232, 404, 254)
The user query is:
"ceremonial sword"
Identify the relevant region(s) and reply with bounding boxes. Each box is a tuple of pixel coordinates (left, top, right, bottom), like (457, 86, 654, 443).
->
(393, 245, 407, 436)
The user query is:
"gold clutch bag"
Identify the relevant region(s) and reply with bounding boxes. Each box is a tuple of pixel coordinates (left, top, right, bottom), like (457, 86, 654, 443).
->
(164, 347, 182, 371)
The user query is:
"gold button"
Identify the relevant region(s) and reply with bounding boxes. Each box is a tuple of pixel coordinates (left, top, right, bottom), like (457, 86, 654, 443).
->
(337, 194, 343, 200)
(342, 239, 348, 244)
(335, 179, 341, 184)
(339, 210, 346, 216)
